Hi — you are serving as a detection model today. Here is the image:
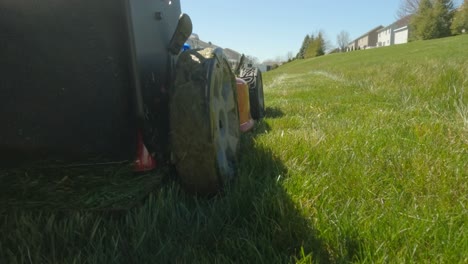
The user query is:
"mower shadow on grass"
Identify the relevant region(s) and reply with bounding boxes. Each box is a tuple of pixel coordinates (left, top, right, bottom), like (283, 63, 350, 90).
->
(0, 119, 334, 263)
(264, 106, 285, 119)
(214, 120, 333, 262)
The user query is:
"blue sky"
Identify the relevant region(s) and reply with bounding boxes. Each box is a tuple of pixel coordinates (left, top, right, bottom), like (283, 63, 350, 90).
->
(182, 0, 462, 62)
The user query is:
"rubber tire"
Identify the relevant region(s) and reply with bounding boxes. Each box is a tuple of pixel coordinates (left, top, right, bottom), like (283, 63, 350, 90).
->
(240, 67, 265, 119)
(170, 48, 240, 195)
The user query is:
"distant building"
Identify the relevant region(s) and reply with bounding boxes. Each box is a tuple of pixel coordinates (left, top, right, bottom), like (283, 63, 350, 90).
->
(346, 26, 383, 52)
(356, 25, 384, 50)
(223, 48, 242, 69)
(186, 33, 243, 68)
(346, 40, 358, 52)
(186, 33, 219, 49)
(394, 25, 409, 45)
(377, 15, 412, 47)
(345, 16, 413, 53)
(259, 64, 277, 72)
(328, 48, 341, 54)
(185, 33, 266, 71)
(377, 26, 393, 47)
(256, 64, 268, 72)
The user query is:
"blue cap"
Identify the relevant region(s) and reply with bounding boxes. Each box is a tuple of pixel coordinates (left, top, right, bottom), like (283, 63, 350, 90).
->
(183, 43, 191, 51)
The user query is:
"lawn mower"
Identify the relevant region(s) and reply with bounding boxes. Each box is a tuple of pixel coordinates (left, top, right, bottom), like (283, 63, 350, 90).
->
(0, 0, 264, 195)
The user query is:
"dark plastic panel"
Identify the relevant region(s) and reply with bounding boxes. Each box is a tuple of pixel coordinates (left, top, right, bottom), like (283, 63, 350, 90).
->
(0, 0, 136, 164)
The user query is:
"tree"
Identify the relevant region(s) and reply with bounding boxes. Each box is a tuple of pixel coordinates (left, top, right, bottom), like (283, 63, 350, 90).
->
(296, 35, 310, 59)
(410, 0, 434, 40)
(296, 31, 328, 59)
(304, 32, 325, 58)
(287, 51, 294, 62)
(410, 0, 454, 40)
(451, 0, 468, 34)
(433, 0, 454, 37)
(315, 32, 326, 56)
(336, 30, 351, 52)
(304, 34, 317, 58)
(397, 0, 421, 18)
(246, 55, 259, 66)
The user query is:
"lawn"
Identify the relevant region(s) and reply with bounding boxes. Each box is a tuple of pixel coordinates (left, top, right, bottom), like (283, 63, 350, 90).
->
(1, 35, 467, 263)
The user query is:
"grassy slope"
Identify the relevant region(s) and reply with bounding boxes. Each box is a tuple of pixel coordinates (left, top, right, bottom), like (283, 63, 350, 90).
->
(1, 35, 467, 263)
(262, 35, 468, 263)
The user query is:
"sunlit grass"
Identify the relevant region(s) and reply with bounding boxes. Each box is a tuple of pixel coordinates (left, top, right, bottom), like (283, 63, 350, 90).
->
(263, 35, 468, 263)
(1, 35, 467, 263)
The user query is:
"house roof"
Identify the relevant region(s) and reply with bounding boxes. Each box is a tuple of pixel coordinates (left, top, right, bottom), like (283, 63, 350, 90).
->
(394, 15, 412, 28)
(223, 48, 242, 61)
(377, 15, 412, 32)
(355, 25, 384, 40)
(187, 33, 220, 49)
(188, 34, 243, 62)
(378, 25, 392, 32)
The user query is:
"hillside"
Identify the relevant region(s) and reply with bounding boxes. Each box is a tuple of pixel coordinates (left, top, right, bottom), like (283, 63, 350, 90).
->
(261, 34, 468, 262)
(1, 35, 467, 263)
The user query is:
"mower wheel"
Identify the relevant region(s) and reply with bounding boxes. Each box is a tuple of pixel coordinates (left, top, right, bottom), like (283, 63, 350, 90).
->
(240, 67, 265, 119)
(170, 48, 240, 195)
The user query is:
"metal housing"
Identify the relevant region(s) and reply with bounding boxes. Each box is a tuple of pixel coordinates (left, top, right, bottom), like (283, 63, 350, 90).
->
(0, 0, 181, 166)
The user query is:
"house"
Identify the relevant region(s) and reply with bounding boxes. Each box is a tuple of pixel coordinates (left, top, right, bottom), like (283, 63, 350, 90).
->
(356, 25, 384, 50)
(186, 33, 219, 49)
(377, 15, 412, 47)
(346, 40, 358, 52)
(328, 48, 341, 54)
(394, 25, 409, 45)
(259, 64, 278, 72)
(186, 34, 243, 68)
(186, 34, 249, 70)
(223, 48, 242, 68)
(377, 26, 392, 47)
(393, 15, 412, 45)
(345, 16, 413, 52)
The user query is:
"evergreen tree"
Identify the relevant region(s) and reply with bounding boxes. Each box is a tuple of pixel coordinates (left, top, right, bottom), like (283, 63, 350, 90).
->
(297, 32, 327, 59)
(315, 32, 325, 57)
(410, 0, 455, 40)
(304, 34, 316, 59)
(410, 0, 436, 40)
(451, 0, 468, 34)
(304, 33, 325, 59)
(433, 0, 454, 37)
(296, 35, 310, 59)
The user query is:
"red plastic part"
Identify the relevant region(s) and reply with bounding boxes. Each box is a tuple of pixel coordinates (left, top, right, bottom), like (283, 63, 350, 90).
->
(240, 119, 255, 133)
(134, 131, 157, 172)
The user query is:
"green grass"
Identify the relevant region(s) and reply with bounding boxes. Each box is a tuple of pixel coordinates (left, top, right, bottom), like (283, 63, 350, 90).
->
(1, 35, 467, 263)
(0, 165, 164, 211)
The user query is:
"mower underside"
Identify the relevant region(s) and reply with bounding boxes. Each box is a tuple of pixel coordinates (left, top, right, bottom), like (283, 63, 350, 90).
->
(0, 1, 136, 165)
(0, 0, 180, 166)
